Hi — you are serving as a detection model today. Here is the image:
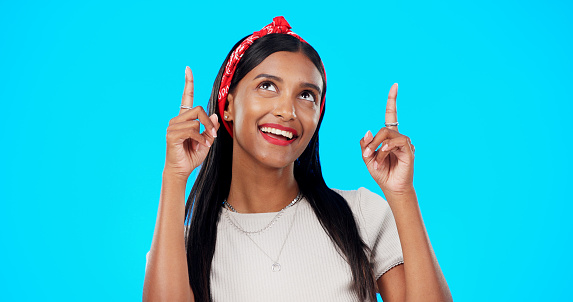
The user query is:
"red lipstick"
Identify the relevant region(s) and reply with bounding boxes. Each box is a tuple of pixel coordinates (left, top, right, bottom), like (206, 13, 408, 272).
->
(259, 123, 298, 146)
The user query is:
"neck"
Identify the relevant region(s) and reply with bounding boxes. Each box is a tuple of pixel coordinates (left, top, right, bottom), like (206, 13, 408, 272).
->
(227, 154, 299, 214)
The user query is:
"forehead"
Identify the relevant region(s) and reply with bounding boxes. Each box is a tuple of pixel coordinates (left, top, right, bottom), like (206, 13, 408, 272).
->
(246, 51, 323, 88)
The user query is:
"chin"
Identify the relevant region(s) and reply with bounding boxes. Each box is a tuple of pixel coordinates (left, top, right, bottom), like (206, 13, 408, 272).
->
(257, 153, 298, 170)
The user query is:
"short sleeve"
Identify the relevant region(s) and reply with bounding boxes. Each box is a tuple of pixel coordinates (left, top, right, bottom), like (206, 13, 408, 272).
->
(357, 187, 404, 279)
(335, 187, 403, 280)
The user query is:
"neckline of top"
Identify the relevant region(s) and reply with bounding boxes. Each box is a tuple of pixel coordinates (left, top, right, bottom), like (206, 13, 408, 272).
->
(223, 196, 306, 216)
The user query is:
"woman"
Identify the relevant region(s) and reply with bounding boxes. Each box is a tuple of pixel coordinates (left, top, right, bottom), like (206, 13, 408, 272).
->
(143, 17, 452, 302)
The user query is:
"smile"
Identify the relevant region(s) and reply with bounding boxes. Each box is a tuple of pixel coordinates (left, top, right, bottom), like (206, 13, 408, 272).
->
(259, 123, 298, 146)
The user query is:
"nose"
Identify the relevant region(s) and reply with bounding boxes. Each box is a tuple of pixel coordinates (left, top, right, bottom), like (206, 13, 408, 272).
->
(272, 94, 296, 121)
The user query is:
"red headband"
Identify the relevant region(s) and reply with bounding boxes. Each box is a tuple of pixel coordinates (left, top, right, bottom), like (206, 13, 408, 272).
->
(217, 16, 326, 136)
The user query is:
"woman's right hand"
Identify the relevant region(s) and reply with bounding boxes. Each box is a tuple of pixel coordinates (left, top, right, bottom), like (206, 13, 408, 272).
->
(164, 66, 219, 179)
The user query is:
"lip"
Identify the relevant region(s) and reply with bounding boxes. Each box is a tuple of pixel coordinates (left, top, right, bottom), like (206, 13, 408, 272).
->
(259, 123, 299, 146)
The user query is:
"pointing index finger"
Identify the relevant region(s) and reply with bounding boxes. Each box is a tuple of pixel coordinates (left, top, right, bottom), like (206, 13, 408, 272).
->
(180, 66, 194, 115)
(385, 83, 398, 131)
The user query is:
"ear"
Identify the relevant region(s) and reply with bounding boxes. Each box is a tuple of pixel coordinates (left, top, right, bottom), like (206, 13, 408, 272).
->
(224, 92, 235, 121)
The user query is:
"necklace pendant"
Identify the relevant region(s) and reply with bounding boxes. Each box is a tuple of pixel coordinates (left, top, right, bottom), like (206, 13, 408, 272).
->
(271, 262, 281, 272)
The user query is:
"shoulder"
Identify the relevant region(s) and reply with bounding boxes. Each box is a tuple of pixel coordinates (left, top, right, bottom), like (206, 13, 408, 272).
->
(331, 187, 391, 219)
(332, 187, 403, 279)
(331, 187, 398, 245)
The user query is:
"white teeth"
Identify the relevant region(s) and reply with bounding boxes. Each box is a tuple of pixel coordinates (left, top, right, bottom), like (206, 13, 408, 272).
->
(261, 127, 293, 139)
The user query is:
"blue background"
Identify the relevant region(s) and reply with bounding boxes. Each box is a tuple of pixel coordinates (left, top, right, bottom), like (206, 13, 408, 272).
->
(1, 0, 571, 301)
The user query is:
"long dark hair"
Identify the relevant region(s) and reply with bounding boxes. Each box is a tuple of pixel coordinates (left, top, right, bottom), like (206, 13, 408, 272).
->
(184, 34, 377, 301)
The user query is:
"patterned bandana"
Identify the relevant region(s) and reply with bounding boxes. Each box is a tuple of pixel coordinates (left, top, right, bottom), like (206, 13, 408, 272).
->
(217, 16, 325, 136)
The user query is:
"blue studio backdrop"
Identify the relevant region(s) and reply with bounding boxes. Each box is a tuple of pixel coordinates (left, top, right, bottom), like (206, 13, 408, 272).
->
(1, 0, 571, 301)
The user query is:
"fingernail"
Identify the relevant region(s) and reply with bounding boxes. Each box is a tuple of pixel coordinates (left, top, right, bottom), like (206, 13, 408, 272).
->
(194, 143, 200, 151)
(363, 147, 372, 158)
(373, 160, 379, 170)
(185, 66, 191, 78)
(382, 144, 389, 151)
(363, 130, 371, 142)
(211, 128, 217, 138)
(205, 140, 211, 148)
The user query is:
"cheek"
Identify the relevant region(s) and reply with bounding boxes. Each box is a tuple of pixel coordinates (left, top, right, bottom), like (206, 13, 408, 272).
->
(300, 107, 321, 136)
(306, 100, 321, 122)
(307, 103, 321, 124)
(311, 111, 322, 135)
(313, 107, 321, 122)
(234, 96, 265, 129)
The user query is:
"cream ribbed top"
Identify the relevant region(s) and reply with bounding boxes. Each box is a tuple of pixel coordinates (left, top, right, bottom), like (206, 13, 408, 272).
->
(146, 187, 403, 301)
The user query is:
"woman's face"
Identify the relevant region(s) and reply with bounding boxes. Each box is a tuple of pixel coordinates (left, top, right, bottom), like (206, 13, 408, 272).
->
(227, 50, 323, 169)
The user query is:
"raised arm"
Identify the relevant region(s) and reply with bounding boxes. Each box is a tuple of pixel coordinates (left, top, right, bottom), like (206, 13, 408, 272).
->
(143, 67, 219, 302)
(360, 83, 452, 302)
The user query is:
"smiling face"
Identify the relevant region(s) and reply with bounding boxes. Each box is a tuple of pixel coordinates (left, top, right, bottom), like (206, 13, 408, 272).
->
(226, 50, 324, 169)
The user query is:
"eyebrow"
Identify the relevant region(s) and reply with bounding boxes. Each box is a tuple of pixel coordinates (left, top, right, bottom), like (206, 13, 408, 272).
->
(254, 73, 322, 95)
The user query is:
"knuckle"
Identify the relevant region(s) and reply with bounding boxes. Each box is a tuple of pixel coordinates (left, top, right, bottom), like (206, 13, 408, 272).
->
(166, 129, 176, 140)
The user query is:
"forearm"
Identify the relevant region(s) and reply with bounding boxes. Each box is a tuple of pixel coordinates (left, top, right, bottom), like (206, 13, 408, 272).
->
(143, 171, 194, 302)
(386, 190, 452, 302)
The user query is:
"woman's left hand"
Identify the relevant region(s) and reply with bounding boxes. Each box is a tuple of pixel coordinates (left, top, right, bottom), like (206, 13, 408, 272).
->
(360, 83, 416, 197)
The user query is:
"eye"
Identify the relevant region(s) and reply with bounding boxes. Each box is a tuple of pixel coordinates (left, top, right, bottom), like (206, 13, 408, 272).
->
(299, 90, 316, 102)
(258, 81, 277, 92)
